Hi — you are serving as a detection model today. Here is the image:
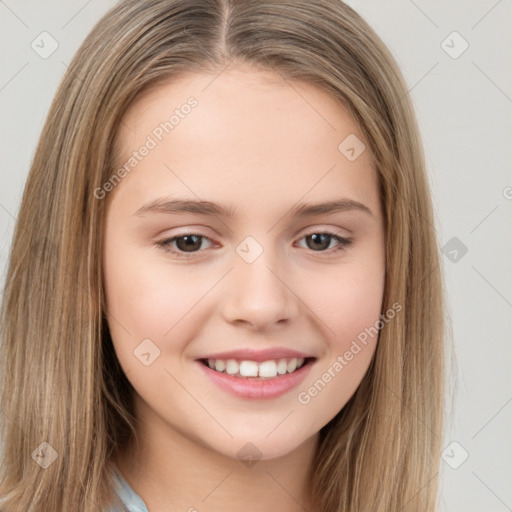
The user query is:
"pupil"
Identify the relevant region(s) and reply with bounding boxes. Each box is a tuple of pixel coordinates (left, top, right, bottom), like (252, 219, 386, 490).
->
(309, 233, 330, 250)
(178, 235, 201, 252)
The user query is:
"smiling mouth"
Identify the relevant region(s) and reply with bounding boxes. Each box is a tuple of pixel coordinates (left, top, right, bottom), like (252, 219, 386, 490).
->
(198, 357, 316, 380)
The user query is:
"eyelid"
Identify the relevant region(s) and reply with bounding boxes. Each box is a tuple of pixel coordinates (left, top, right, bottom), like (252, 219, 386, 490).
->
(297, 224, 351, 238)
(155, 226, 353, 259)
(154, 231, 216, 258)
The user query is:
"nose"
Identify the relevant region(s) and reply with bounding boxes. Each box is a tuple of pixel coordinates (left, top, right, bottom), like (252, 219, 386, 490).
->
(220, 250, 300, 331)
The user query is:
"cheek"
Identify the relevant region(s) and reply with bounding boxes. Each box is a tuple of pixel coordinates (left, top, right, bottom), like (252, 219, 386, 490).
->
(103, 247, 195, 364)
(103, 246, 227, 380)
(294, 252, 384, 415)
(105, 257, 168, 335)
(303, 255, 385, 348)
(323, 272, 384, 344)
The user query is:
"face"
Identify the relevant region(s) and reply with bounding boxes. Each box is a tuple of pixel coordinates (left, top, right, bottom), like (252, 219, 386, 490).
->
(103, 64, 385, 462)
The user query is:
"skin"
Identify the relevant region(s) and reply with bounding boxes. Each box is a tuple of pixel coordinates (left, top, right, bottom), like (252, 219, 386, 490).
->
(104, 63, 386, 511)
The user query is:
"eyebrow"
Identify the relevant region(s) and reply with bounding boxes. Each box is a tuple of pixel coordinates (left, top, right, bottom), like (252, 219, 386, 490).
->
(133, 197, 373, 218)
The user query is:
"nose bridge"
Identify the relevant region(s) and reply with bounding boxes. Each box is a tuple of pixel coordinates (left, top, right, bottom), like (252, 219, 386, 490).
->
(221, 235, 298, 328)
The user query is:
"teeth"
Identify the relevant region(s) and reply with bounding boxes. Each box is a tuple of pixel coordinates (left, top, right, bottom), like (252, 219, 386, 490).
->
(276, 359, 288, 375)
(259, 360, 277, 378)
(204, 357, 309, 379)
(287, 359, 297, 373)
(239, 360, 259, 377)
(214, 360, 225, 372)
(225, 359, 239, 375)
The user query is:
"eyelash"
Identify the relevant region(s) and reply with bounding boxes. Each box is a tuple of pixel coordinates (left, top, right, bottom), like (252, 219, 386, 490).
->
(154, 230, 352, 260)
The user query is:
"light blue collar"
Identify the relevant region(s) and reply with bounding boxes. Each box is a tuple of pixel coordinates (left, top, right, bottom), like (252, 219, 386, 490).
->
(110, 465, 149, 512)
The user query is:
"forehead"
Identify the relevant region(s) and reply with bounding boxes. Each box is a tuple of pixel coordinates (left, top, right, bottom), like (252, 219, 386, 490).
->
(111, 65, 379, 218)
(117, 64, 366, 157)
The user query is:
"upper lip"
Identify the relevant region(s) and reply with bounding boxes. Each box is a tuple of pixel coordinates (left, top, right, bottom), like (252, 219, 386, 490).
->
(197, 348, 315, 363)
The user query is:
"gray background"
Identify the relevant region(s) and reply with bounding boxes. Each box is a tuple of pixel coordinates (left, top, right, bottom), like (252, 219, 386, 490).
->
(1, 1, 511, 510)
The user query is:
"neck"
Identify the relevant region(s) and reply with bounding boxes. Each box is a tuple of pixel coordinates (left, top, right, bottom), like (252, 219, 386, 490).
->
(113, 394, 319, 512)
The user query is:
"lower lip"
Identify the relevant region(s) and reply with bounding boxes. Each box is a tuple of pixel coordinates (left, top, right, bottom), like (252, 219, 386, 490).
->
(195, 359, 315, 400)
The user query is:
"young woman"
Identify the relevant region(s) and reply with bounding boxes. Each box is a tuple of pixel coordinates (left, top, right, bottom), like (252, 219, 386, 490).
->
(0, 0, 446, 510)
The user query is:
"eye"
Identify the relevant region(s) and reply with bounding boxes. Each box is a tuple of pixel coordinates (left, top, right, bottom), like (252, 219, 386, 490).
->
(296, 230, 352, 254)
(155, 230, 352, 259)
(155, 234, 214, 259)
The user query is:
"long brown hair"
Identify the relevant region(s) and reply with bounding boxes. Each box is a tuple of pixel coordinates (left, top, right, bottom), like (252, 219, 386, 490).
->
(0, 1, 446, 510)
